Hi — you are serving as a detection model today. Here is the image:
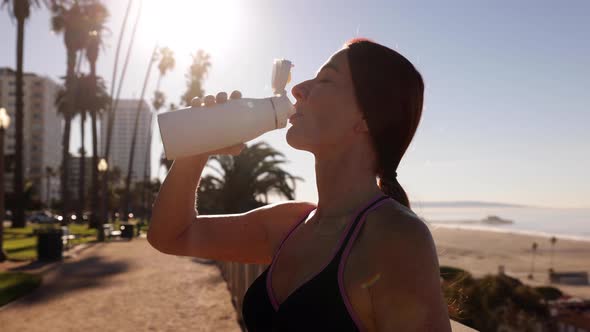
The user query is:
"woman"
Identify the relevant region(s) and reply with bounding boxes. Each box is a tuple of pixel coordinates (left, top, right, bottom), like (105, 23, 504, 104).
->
(148, 39, 451, 331)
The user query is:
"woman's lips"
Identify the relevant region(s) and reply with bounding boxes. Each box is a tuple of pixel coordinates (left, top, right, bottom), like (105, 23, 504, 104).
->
(289, 113, 303, 121)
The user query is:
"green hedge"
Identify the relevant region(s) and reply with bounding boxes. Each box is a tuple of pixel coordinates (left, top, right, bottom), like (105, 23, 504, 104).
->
(0, 272, 42, 307)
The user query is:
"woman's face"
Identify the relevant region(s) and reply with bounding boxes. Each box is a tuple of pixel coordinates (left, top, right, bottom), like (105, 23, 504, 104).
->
(286, 48, 368, 154)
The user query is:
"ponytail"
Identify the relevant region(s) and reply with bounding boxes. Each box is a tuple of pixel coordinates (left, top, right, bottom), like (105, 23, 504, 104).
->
(377, 171, 410, 209)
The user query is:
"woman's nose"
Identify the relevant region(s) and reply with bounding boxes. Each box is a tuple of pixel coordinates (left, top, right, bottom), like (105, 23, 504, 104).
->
(291, 81, 308, 102)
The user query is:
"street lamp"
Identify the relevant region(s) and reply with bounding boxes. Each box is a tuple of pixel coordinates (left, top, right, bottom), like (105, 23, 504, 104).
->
(0, 107, 12, 262)
(97, 158, 108, 241)
(98, 158, 108, 173)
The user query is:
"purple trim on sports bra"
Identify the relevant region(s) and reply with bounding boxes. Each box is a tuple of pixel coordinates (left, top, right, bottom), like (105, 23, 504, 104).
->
(266, 193, 388, 312)
(265, 206, 315, 310)
(337, 197, 392, 332)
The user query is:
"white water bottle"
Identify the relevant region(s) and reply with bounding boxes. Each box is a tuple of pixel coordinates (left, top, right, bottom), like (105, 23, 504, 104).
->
(157, 59, 296, 160)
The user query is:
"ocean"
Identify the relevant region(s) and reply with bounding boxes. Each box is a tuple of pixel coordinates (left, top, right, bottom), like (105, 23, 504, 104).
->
(412, 205, 590, 242)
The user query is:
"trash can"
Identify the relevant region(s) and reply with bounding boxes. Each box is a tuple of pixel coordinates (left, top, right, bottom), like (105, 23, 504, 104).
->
(36, 227, 63, 261)
(120, 223, 134, 240)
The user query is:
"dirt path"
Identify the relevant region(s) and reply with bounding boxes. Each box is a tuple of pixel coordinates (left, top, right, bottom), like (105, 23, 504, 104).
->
(0, 237, 241, 332)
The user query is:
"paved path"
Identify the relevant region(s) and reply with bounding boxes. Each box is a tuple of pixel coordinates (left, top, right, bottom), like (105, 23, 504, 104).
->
(0, 237, 241, 332)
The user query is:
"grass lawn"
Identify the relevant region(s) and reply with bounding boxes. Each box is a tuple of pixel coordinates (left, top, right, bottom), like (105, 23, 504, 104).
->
(2, 220, 150, 261)
(3, 224, 98, 261)
(0, 271, 42, 307)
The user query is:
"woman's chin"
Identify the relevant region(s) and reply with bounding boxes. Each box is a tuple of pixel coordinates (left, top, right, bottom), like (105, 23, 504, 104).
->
(286, 128, 306, 151)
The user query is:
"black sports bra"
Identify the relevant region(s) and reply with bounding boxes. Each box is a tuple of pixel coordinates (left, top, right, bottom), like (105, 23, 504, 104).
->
(242, 193, 391, 331)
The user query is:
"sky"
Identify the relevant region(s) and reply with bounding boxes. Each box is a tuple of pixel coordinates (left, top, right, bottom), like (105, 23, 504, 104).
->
(1, 0, 589, 209)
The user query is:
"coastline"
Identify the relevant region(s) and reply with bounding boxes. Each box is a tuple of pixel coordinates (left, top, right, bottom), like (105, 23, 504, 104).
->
(426, 224, 590, 300)
(426, 221, 590, 243)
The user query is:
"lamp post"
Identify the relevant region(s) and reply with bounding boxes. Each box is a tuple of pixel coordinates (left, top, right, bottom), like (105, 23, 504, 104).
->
(97, 158, 108, 242)
(0, 108, 12, 262)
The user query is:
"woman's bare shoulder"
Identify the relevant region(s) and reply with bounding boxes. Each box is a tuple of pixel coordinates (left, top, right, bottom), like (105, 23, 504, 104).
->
(260, 200, 317, 254)
(360, 200, 433, 252)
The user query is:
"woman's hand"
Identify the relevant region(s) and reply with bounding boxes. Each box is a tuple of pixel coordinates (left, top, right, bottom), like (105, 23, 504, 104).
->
(191, 90, 246, 156)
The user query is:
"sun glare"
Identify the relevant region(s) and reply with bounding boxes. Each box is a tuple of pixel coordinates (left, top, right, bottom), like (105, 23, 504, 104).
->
(141, 0, 242, 57)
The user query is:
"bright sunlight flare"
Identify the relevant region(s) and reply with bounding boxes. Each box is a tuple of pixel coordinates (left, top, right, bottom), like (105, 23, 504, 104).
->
(141, 0, 242, 56)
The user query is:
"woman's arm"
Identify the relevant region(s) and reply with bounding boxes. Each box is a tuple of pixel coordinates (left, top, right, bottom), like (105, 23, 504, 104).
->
(146, 154, 209, 249)
(146, 92, 317, 264)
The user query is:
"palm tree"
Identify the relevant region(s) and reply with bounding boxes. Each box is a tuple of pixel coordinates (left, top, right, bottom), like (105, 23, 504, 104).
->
(121, 45, 157, 221)
(76, 61, 88, 218)
(51, 1, 88, 221)
(181, 49, 211, 106)
(549, 236, 557, 272)
(140, 47, 175, 223)
(77, 73, 110, 230)
(84, 0, 108, 239)
(101, 0, 141, 223)
(156, 49, 211, 187)
(77, 142, 86, 213)
(528, 242, 538, 280)
(2, 0, 43, 228)
(154, 47, 175, 91)
(198, 142, 303, 214)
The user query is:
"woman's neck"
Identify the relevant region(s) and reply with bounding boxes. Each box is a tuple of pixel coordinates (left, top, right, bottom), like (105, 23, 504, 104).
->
(312, 147, 383, 225)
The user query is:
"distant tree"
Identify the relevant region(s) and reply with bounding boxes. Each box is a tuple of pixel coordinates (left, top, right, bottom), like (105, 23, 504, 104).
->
(528, 242, 538, 279)
(101, 0, 139, 223)
(197, 142, 303, 214)
(181, 50, 211, 106)
(2, 0, 44, 228)
(443, 271, 550, 332)
(140, 47, 175, 224)
(84, 0, 108, 239)
(549, 236, 557, 271)
(121, 45, 158, 221)
(534, 286, 562, 302)
(51, 1, 88, 220)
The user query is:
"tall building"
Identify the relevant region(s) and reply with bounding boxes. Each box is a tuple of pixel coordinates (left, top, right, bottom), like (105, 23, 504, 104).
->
(0, 67, 62, 205)
(100, 99, 151, 185)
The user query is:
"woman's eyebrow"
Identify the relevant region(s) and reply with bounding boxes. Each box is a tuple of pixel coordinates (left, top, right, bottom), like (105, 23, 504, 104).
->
(316, 63, 340, 76)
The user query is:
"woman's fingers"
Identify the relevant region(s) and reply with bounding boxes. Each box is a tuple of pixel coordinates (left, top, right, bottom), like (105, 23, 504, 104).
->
(191, 97, 202, 107)
(203, 95, 216, 107)
(230, 90, 242, 100)
(216, 92, 228, 104)
(196, 91, 240, 107)
(228, 143, 247, 155)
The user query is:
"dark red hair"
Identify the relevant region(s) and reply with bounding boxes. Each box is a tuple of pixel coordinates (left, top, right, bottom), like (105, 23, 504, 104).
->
(344, 39, 424, 209)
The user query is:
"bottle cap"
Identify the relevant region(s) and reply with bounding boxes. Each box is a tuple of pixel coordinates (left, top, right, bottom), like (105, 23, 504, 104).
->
(272, 59, 293, 95)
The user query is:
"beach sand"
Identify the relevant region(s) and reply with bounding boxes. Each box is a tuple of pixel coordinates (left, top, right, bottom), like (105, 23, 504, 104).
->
(428, 225, 590, 299)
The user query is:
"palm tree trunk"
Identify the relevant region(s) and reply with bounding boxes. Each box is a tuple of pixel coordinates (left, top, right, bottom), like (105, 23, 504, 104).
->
(141, 112, 153, 224)
(46, 169, 51, 210)
(61, 113, 72, 221)
(76, 50, 85, 221)
(550, 244, 554, 270)
(122, 44, 156, 221)
(0, 128, 8, 260)
(79, 111, 86, 221)
(61, 48, 77, 222)
(89, 61, 103, 241)
(102, 0, 141, 223)
(13, 17, 26, 228)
